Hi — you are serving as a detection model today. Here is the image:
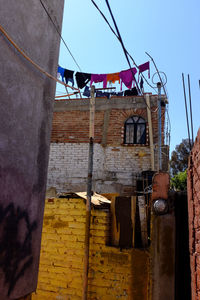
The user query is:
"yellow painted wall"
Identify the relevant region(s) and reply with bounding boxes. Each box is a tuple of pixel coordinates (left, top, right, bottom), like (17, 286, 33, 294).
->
(32, 197, 149, 300)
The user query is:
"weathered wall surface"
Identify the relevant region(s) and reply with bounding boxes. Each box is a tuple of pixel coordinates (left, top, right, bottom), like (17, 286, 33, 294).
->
(48, 143, 151, 195)
(32, 196, 149, 300)
(47, 96, 166, 195)
(151, 173, 175, 300)
(188, 128, 200, 300)
(51, 96, 160, 144)
(0, 1, 64, 298)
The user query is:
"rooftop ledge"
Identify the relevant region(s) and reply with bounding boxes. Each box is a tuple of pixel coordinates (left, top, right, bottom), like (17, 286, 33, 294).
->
(53, 94, 168, 112)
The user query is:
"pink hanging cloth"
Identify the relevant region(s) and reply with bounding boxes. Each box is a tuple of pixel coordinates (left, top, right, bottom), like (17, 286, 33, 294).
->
(119, 68, 137, 90)
(138, 61, 150, 80)
(90, 74, 107, 88)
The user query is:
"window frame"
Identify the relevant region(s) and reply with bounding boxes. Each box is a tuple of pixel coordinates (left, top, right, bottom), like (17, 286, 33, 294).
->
(124, 116, 147, 145)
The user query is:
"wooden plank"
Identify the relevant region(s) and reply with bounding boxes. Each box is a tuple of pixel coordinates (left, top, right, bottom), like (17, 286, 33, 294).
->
(138, 195, 148, 247)
(131, 196, 137, 247)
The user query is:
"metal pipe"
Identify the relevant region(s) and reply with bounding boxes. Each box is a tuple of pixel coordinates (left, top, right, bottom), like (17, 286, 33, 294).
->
(188, 74, 194, 145)
(145, 51, 167, 98)
(157, 82, 162, 171)
(145, 94, 155, 171)
(95, 87, 116, 90)
(82, 85, 95, 300)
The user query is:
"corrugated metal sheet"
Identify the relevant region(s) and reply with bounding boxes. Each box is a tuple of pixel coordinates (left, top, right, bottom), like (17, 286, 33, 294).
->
(75, 192, 111, 206)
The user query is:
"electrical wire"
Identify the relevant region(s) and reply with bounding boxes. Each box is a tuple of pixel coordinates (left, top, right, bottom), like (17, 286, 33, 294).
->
(145, 51, 171, 148)
(104, 0, 141, 94)
(146, 52, 168, 96)
(90, 0, 157, 93)
(39, 0, 83, 73)
(0, 23, 79, 91)
(91, 0, 166, 121)
(40, 0, 157, 102)
(41, 0, 169, 144)
(91, 0, 163, 121)
(103, 0, 165, 117)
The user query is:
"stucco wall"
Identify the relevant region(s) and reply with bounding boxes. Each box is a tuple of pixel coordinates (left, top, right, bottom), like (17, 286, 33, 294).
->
(0, 1, 64, 298)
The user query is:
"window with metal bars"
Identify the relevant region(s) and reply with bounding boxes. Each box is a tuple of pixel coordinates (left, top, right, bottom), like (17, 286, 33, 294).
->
(124, 116, 146, 144)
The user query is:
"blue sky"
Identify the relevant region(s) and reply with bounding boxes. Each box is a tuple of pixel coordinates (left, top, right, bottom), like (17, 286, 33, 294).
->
(57, 0, 200, 154)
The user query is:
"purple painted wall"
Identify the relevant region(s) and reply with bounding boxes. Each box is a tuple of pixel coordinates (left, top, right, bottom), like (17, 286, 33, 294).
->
(0, 0, 64, 298)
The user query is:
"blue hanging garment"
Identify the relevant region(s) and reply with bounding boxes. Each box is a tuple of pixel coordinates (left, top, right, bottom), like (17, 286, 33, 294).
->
(83, 86, 90, 97)
(57, 66, 65, 82)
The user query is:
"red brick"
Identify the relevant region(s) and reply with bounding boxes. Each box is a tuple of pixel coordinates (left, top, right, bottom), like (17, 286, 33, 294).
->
(188, 129, 200, 299)
(51, 107, 162, 145)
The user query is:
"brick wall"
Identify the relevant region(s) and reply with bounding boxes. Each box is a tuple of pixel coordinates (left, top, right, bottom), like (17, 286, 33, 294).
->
(188, 128, 200, 300)
(32, 196, 149, 300)
(47, 96, 166, 195)
(47, 143, 151, 194)
(51, 96, 165, 145)
(51, 107, 149, 144)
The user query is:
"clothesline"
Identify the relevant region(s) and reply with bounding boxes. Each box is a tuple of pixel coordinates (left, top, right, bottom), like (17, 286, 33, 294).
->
(0, 23, 80, 92)
(57, 61, 150, 92)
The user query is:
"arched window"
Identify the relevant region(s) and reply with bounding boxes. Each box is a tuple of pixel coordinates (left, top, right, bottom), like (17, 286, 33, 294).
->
(124, 116, 146, 144)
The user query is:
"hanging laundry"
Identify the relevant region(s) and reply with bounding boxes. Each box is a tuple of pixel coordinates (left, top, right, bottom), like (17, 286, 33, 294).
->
(110, 91, 124, 97)
(90, 74, 107, 89)
(75, 72, 91, 89)
(64, 69, 74, 86)
(116, 91, 124, 96)
(57, 66, 65, 82)
(107, 72, 120, 85)
(103, 92, 110, 99)
(124, 87, 138, 96)
(96, 91, 110, 99)
(83, 86, 90, 97)
(138, 61, 150, 79)
(119, 68, 137, 90)
(140, 77, 144, 89)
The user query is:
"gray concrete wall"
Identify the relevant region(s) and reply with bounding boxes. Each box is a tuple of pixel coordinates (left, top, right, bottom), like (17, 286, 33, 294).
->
(0, 0, 64, 298)
(53, 95, 160, 112)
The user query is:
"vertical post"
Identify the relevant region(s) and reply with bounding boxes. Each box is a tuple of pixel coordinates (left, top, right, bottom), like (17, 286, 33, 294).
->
(131, 196, 137, 248)
(82, 85, 95, 300)
(188, 74, 194, 145)
(157, 82, 162, 171)
(145, 93, 155, 171)
(182, 73, 191, 150)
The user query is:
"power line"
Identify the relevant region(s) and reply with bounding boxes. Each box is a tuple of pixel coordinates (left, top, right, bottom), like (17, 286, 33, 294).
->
(145, 52, 168, 98)
(102, 0, 165, 117)
(90, 0, 157, 93)
(41, 0, 156, 97)
(145, 51, 171, 148)
(39, 0, 83, 72)
(41, 0, 168, 133)
(91, 0, 168, 127)
(104, 0, 141, 94)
